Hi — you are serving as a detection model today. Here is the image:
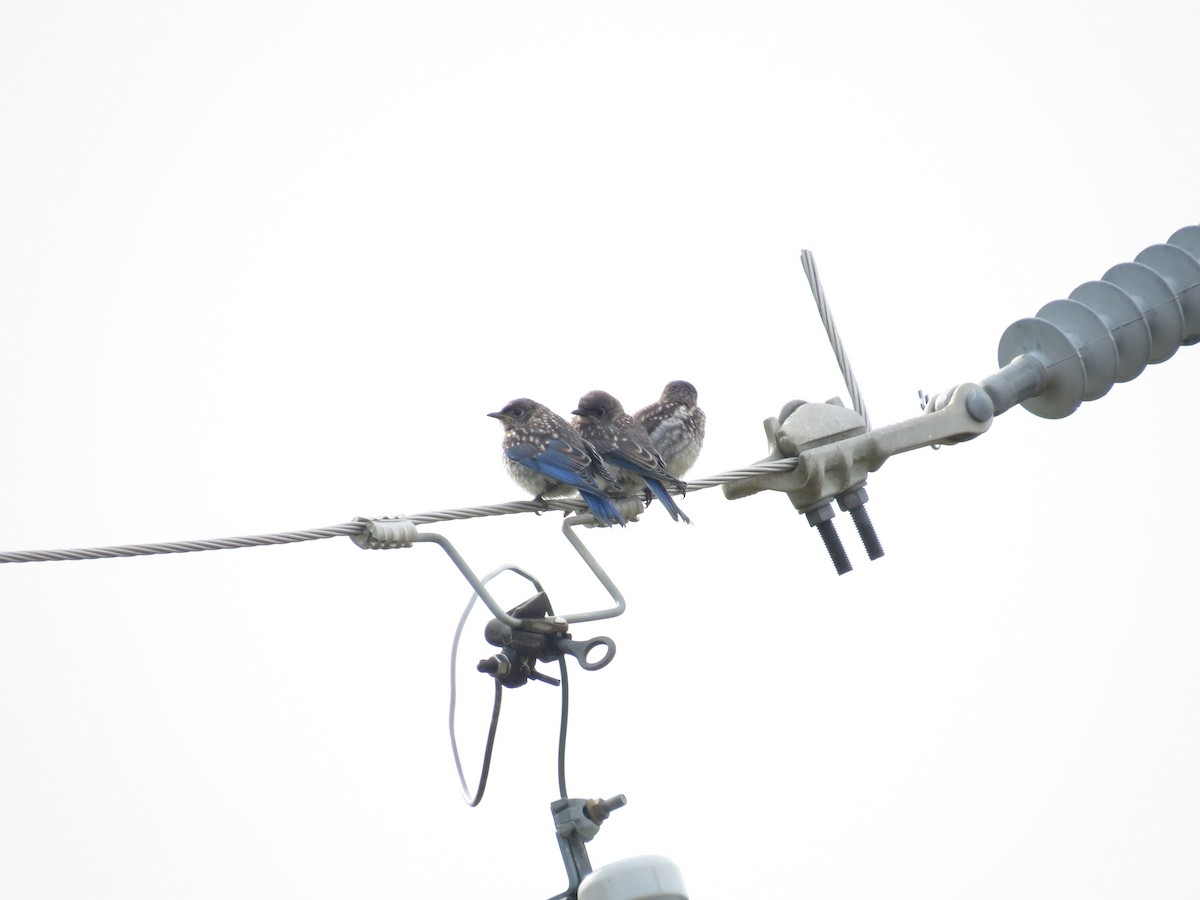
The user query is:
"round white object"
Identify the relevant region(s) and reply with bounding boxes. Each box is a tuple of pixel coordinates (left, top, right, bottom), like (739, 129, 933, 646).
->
(578, 855, 688, 900)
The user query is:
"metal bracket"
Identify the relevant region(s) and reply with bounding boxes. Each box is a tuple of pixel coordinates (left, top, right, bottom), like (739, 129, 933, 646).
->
(352, 515, 628, 627)
(721, 385, 992, 572)
(723, 383, 993, 506)
(548, 795, 627, 900)
(559, 516, 625, 624)
(478, 591, 617, 689)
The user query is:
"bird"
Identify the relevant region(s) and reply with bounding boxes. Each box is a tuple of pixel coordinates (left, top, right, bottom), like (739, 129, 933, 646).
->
(488, 398, 626, 527)
(572, 390, 691, 524)
(634, 380, 706, 479)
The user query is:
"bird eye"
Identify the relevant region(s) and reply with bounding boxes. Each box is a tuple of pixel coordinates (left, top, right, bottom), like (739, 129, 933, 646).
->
(511, 407, 525, 418)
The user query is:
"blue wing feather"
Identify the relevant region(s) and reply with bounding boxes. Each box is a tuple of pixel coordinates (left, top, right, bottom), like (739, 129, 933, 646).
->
(506, 442, 600, 492)
(505, 441, 626, 526)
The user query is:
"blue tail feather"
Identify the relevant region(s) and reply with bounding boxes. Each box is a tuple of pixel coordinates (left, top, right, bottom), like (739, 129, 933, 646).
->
(645, 478, 691, 524)
(580, 490, 627, 527)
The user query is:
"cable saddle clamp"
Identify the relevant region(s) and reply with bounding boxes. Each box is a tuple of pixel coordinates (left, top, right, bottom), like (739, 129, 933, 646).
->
(478, 592, 616, 689)
(723, 397, 886, 575)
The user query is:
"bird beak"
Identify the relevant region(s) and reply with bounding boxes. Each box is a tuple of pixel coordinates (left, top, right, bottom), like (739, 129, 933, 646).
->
(571, 408, 585, 416)
(487, 411, 504, 420)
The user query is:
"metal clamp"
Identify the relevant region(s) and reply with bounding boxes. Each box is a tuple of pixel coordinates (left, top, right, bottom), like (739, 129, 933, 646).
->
(548, 794, 628, 900)
(724, 385, 993, 506)
(722, 387, 994, 573)
(478, 592, 617, 689)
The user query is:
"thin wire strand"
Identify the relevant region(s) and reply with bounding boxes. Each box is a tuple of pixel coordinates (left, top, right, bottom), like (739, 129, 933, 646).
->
(557, 655, 570, 800)
(802, 249, 871, 429)
(460, 683, 502, 808)
(449, 582, 503, 807)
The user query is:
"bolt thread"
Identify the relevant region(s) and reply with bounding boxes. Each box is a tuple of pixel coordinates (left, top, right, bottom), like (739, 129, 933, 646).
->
(815, 519, 852, 575)
(849, 505, 884, 560)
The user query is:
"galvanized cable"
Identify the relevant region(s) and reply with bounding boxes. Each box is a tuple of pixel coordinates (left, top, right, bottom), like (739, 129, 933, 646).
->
(0, 523, 365, 564)
(0, 458, 798, 565)
(404, 459, 798, 526)
(801, 250, 871, 429)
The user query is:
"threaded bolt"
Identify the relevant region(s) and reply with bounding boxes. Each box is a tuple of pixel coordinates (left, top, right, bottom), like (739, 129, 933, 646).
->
(848, 504, 884, 560)
(804, 503, 853, 575)
(815, 519, 852, 575)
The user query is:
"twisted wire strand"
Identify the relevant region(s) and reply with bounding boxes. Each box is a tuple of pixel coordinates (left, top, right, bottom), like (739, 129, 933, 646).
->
(802, 249, 871, 430)
(0, 458, 799, 565)
(0, 524, 365, 564)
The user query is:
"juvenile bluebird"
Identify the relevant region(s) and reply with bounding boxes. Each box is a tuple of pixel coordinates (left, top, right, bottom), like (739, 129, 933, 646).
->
(634, 380, 706, 478)
(488, 398, 626, 527)
(572, 390, 691, 524)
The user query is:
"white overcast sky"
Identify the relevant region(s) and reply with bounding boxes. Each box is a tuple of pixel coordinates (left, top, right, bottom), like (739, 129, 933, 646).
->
(2, 2, 1199, 898)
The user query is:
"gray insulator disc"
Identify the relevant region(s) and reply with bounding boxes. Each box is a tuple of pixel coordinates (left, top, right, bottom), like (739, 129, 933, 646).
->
(1068, 280, 1152, 383)
(1136, 243, 1200, 346)
(1102, 262, 1183, 363)
(1035, 299, 1119, 401)
(997, 317, 1085, 419)
(1167, 225, 1200, 260)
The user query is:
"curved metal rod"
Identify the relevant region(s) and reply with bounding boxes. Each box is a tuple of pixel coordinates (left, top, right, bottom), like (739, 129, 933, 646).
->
(558, 517, 626, 624)
(414, 532, 529, 628)
(412, 523, 625, 626)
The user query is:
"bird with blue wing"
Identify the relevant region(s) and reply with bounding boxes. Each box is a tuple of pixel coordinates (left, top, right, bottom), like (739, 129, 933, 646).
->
(488, 398, 626, 527)
(634, 380, 705, 479)
(572, 390, 691, 524)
